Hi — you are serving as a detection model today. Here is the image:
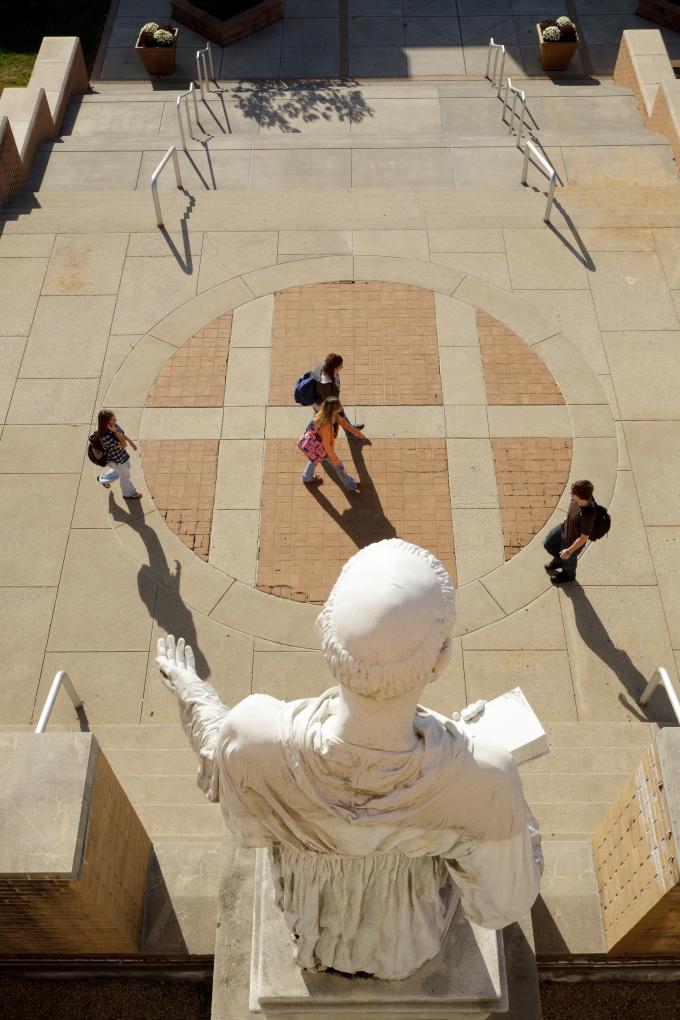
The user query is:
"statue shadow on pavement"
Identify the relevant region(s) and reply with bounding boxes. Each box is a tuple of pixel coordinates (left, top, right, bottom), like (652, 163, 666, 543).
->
(108, 494, 210, 681)
(559, 583, 669, 723)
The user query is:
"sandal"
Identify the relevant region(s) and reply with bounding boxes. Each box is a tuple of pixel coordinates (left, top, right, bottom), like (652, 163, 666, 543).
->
(126, 492, 143, 500)
(97, 477, 111, 489)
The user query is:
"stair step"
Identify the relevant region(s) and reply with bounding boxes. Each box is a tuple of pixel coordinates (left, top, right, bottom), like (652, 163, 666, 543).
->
(544, 721, 658, 747)
(521, 746, 645, 774)
(532, 801, 610, 838)
(522, 772, 627, 804)
(104, 746, 199, 776)
(137, 803, 223, 838)
(93, 723, 186, 749)
(120, 773, 206, 805)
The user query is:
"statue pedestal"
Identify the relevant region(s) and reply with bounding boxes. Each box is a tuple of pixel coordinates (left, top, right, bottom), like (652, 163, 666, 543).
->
(249, 850, 508, 1020)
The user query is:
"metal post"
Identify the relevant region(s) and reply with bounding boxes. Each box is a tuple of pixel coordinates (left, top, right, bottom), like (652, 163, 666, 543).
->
(35, 671, 83, 733)
(639, 667, 680, 722)
(176, 95, 187, 150)
(151, 146, 183, 229)
(509, 88, 518, 134)
(172, 146, 181, 187)
(521, 142, 530, 185)
(516, 93, 526, 149)
(496, 48, 505, 96)
(544, 171, 556, 223)
(485, 37, 494, 80)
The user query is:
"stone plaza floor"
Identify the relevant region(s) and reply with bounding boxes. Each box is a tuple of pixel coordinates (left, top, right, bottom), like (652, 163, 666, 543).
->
(2, 9, 680, 957)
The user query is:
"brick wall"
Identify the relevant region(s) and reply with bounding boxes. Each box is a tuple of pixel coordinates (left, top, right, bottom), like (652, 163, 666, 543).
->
(0, 118, 26, 209)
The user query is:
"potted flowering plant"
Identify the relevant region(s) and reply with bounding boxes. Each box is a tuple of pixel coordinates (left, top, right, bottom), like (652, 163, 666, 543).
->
(537, 15, 579, 71)
(135, 22, 179, 75)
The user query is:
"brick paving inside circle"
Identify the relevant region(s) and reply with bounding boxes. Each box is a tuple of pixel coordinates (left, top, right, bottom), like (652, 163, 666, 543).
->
(491, 437, 573, 560)
(257, 437, 456, 603)
(268, 282, 442, 407)
(140, 440, 219, 561)
(477, 311, 565, 406)
(146, 314, 232, 407)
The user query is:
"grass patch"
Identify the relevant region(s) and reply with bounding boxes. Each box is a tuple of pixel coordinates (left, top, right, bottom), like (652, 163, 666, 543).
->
(0, 0, 112, 96)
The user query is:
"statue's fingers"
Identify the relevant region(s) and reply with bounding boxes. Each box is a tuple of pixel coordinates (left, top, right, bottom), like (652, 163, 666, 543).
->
(167, 634, 176, 663)
(185, 644, 196, 674)
(177, 637, 186, 669)
(157, 636, 167, 659)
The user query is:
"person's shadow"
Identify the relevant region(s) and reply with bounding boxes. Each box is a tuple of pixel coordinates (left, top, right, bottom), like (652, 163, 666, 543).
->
(560, 583, 671, 722)
(108, 495, 209, 680)
(309, 437, 396, 549)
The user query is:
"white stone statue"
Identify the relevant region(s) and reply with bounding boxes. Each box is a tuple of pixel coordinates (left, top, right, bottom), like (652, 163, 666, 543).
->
(157, 539, 542, 981)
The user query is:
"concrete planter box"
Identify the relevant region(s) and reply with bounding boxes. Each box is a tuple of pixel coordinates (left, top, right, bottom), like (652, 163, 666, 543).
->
(171, 0, 283, 46)
(536, 22, 579, 71)
(135, 27, 179, 75)
(636, 0, 680, 32)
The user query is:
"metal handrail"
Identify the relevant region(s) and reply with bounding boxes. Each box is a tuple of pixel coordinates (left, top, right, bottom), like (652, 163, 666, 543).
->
(502, 77, 527, 149)
(521, 139, 557, 223)
(35, 671, 83, 733)
(176, 82, 199, 151)
(151, 145, 183, 228)
(485, 38, 505, 97)
(639, 667, 680, 724)
(196, 42, 215, 100)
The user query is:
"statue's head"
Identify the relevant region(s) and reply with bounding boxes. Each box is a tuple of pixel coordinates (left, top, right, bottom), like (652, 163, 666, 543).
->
(316, 539, 456, 701)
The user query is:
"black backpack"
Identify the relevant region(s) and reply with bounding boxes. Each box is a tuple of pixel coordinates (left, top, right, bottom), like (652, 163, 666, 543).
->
(87, 433, 108, 468)
(589, 502, 611, 541)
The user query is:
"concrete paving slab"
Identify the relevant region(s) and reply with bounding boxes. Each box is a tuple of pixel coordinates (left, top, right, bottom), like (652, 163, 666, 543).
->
(538, 95, 642, 134)
(62, 96, 163, 136)
(625, 421, 680, 526)
(35, 651, 148, 725)
(0, 474, 78, 586)
(455, 274, 560, 345)
(440, 347, 486, 405)
(435, 293, 479, 346)
(287, 0, 339, 14)
(453, 145, 566, 188)
(515, 289, 608, 375)
(224, 348, 270, 406)
(352, 406, 445, 437)
(603, 330, 680, 419)
(534, 840, 605, 956)
(355, 254, 463, 293)
(447, 438, 498, 508)
(253, 648, 330, 699)
(463, 42, 524, 77)
(28, 150, 143, 191)
(251, 149, 350, 190)
(265, 406, 308, 438)
(0, 425, 88, 474)
(0, 587, 56, 723)
(0, 234, 54, 257)
(198, 233, 277, 293)
(221, 47, 281, 77)
(127, 232, 203, 258)
(421, 638, 467, 717)
(96, 335, 141, 405)
(352, 229, 429, 260)
(577, 470, 656, 586)
(140, 407, 223, 440)
(558, 438, 617, 516)
(142, 585, 252, 722)
(647, 528, 680, 649)
(578, 228, 656, 252)
(562, 144, 680, 188)
(504, 228, 589, 290)
(0, 258, 48, 337)
(533, 334, 610, 405)
(569, 404, 616, 439)
(72, 461, 116, 530)
(136, 149, 252, 192)
(243, 255, 352, 296)
(7, 378, 98, 425)
(444, 405, 489, 438)
(349, 47, 408, 76)
(160, 99, 260, 137)
(150, 277, 254, 347)
(429, 228, 505, 253)
(487, 405, 571, 437)
(215, 439, 264, 509)
(42, 234, 128, 297)
(441, 97, 509, 136)
(222, 406, 266, 439)
(559, 584, 677, 723)
(280, 46, 341, 76)
(452, 507, 504, 585)
(20, 295, 115, 380)
(112, 255, 200, 336)
(404, 45, 466, 75)
(211, 579, 319, 648)
(0, 339, 25, 424)
(278, 230, 352, 254)
(464, 649, 578, 721)
(653, 229, 680, 289)
(351, 98, 442, 135)
(351, 147, 454, 188)
(404, 16, 462, 45)
(104, 335, 175, 408)
(349, 16, 405, 46)
(230, 294, 274, 348)
(463, 589, 566, 650)
(452, 579, 505, 636)
(432, 252, 511, 291)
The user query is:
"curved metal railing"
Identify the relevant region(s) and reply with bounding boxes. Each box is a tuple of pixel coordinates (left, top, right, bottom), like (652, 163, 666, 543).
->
(151, 145, 183, 228)
(485, 38, 505, 96)
(35, 671, 83, 733)
(502, 77, 527, 149)
(196, 42, 215, 100)
(177, 82, 199, 151)
(639, 667, 680, 724)
(521, 140, 557, 223)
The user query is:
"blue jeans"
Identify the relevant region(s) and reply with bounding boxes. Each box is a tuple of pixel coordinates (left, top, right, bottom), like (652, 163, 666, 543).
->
(302, 456, 357, 491)
(543, 524, 578, 579)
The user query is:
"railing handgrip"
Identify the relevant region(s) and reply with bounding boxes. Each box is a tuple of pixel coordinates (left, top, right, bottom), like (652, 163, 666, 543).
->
(35, 671, 83, 733)
(639, 667, 680, 723)
(151, 145, 183, 228)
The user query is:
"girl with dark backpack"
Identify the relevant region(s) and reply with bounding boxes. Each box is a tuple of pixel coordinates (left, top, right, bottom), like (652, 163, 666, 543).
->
(92, 409, 142, 500)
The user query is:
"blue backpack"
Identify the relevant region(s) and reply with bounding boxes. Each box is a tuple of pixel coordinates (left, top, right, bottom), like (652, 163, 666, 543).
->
(294, 371, 317, 406)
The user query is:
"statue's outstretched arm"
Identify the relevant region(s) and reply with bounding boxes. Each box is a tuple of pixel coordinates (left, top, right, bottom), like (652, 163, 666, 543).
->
(156, 634, 229, 801)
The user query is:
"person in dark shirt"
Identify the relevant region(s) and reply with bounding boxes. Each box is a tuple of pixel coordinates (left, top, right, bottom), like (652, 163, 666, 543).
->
(311, 352, 364, 431)
(543, 479, 596, 585)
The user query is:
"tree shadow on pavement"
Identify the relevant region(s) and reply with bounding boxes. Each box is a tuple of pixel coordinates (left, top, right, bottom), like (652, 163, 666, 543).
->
(559, 583, 662, 723)
(226, 80, 374, 133)
(108, 495, 210, 681)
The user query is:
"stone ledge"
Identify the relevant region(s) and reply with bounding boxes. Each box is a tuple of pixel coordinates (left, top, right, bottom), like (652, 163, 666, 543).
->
(613, 30, 680, 172)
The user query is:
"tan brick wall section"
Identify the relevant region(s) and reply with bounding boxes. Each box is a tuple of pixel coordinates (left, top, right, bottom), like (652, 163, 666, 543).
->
(141, 440, 219, 561)
(492, 437, 572, 559)
(649, 85, 680, 168)
(0, 117, 26, 208)
(147, 313, 232, 407)
(477, 311, 565, 405)
(269, 282, 442, 406)
(257, 437, 456, 603)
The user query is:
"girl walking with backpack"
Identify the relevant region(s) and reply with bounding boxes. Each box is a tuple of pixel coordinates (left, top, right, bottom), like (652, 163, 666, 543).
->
(299, 397, 367, 492)
(92, 409, 142, 500)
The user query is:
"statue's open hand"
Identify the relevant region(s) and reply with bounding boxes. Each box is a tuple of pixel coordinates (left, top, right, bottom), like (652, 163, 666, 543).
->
(156, 634, 197, 691)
